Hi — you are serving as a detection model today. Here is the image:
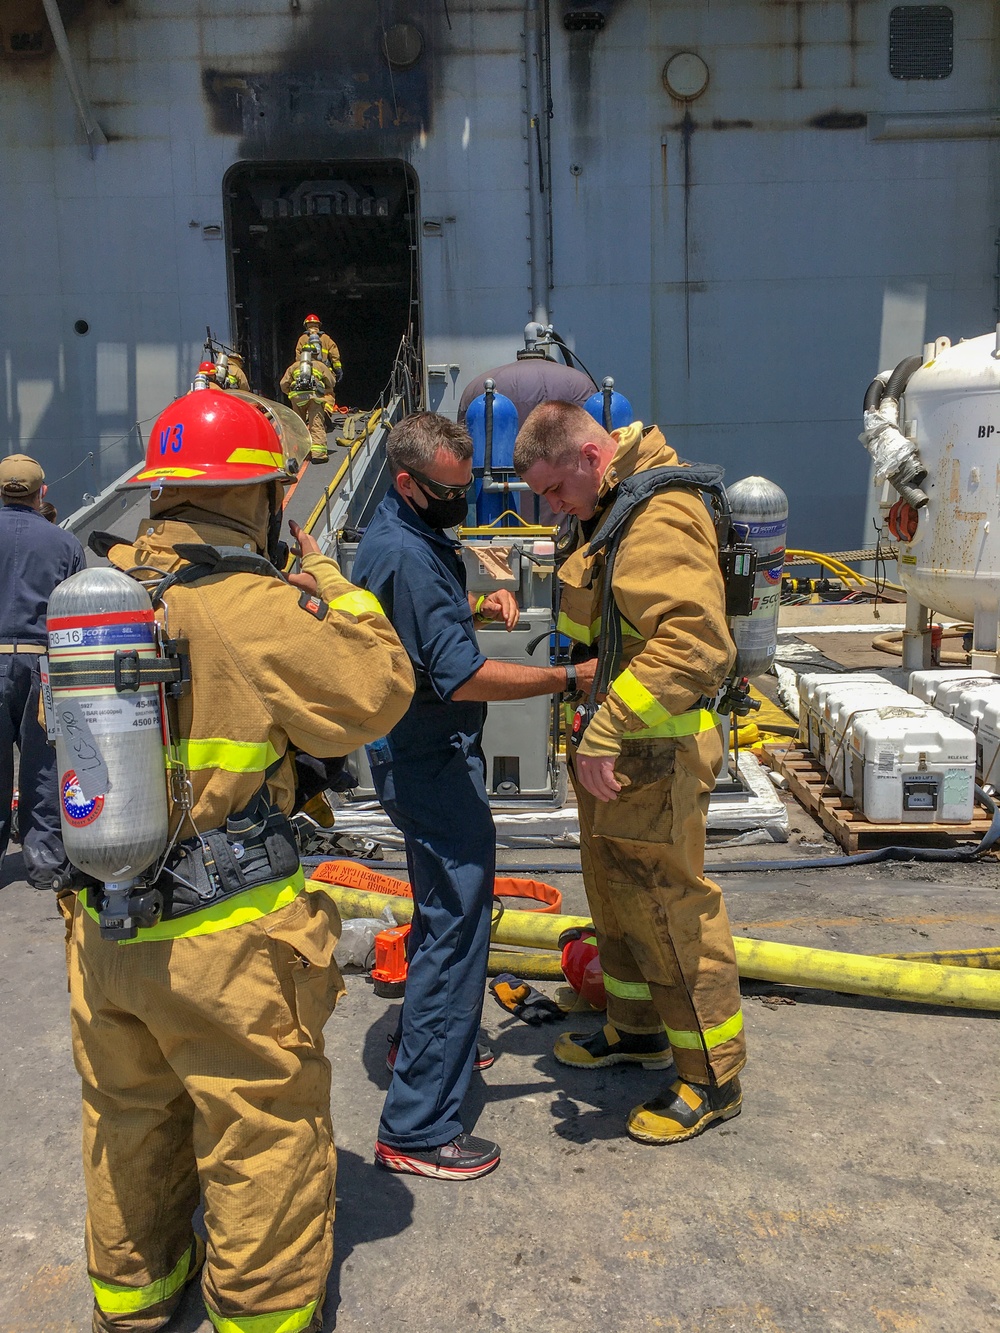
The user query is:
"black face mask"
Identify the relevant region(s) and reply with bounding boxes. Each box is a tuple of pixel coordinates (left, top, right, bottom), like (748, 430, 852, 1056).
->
(412, 485, 470, 532)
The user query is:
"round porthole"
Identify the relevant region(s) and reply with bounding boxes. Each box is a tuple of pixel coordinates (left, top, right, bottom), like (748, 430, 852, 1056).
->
(383, 23, 423, 70)
(73, 320, 90, 336)
(663, 51, 710, 101)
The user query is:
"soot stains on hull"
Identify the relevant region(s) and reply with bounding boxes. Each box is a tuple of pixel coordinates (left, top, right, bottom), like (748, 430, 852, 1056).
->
(202, 0, 442, 159)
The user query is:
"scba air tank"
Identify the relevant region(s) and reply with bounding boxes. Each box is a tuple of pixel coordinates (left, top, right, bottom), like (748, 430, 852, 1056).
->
(726, 476, 788, 678)
(46, 567, 169, 886)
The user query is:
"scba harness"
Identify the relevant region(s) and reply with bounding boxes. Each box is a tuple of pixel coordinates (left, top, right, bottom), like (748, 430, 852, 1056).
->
(569, 463, 758, 747)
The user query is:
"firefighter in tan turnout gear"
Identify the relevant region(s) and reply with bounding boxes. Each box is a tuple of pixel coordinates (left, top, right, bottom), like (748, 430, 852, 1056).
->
(514, 401, 746, 1145)
(280, 347, 338, 464)
(64, 385, 414, 1333)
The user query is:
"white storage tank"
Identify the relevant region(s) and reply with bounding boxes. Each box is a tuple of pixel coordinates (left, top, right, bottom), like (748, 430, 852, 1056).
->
(892, 332, 1000, 664)
(849, 706, 976, 824)
(908, 667, 997, 706)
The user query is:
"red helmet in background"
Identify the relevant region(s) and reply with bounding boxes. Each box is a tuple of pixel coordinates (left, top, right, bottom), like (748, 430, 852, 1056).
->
(123, 386, 292, 489)
(303, 314, 321, 326)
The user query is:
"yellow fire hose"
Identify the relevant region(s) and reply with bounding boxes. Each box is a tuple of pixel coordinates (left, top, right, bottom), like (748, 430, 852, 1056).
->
(307, 879, 1000, 1012)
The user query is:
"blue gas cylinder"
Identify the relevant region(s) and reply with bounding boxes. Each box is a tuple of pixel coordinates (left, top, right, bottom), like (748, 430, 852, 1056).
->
(585, 380, 633, 432)
(466, 386, 520, 526)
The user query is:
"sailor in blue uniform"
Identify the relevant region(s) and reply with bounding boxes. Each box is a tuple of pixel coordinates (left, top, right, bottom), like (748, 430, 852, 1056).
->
(0, 454, 85, 889)
(352, 412, 589, 1180)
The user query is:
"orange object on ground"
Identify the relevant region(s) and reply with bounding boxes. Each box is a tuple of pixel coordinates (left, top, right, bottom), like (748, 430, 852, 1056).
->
(311, 861, 562, 913)
(371, 923, 411, 998)
(492, 877, 562, 912)
(311, 859, 413, 897)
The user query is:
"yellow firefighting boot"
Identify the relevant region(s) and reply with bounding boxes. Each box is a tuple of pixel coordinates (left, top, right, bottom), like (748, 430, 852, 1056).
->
(553, 1022, 674, 1070)
(627, 1076, 742, 1145)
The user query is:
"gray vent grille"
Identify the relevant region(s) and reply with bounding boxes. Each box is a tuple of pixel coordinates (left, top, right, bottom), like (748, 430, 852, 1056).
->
(889, 6, 954, 80)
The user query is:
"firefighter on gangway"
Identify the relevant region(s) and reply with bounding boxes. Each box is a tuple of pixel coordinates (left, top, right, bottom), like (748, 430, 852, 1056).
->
(280, 341, 338, 464)
(514, 402, 747, 1145)
(221, 349, 250, 390)
(295, 312, 343, 384)
(61, 384, 414, 1333)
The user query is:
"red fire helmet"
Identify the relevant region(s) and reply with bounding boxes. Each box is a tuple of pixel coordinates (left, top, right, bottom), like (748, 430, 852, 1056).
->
(124, 386, 292, 489)
(560, 929, 606, 1009)
(303, 313, 321, 326)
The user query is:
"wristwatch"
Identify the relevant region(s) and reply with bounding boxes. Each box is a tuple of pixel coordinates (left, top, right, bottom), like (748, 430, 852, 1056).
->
(561, 662, 578, 700)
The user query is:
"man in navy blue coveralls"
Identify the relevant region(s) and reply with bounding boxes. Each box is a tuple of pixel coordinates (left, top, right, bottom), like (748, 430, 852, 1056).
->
(0, 454, 85, 889)
(353, 413, 593, 1180)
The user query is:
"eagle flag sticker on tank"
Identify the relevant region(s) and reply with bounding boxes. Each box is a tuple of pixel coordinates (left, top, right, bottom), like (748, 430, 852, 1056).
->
(61, 770, 105, 826)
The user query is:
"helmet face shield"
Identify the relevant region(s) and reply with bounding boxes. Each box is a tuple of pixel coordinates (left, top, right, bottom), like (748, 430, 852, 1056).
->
(228, 392, 312, 476)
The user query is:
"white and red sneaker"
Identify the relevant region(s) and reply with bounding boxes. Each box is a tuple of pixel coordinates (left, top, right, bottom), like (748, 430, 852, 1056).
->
(374, 1133, 501, 1180)
(385, 1035, 495, 1073)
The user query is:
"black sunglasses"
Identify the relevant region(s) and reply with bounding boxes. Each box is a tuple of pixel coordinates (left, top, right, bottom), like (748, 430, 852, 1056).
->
(407, 467, 473, 502)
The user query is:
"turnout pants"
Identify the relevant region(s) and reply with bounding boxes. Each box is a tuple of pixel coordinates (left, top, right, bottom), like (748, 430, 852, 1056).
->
(66, 887, 345, 1333)
(571, 727, 746, 1086)
(0, 650, 68, 886)
(293, 399, 330, 454)
(373, 742, 496, 1150)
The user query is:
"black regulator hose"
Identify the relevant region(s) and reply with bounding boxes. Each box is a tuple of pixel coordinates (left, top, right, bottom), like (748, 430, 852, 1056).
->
(883, 354, 924, 404)
(863, 375, 887, 413)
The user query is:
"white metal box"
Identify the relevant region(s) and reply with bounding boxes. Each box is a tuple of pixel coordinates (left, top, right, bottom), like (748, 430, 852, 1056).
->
(849, 707, 976, 824)
(932, 674, 1000, 718)
(797, 673, 889, 759)
(820, 682, 911, 794)
(822, 684, 911, 790)
(953, 683, 1000, 783)
(908, 668, 997, 706)
(978, 698, 1000, 792)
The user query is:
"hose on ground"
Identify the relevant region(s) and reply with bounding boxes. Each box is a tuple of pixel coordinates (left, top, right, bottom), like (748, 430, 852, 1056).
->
(308, 877, 1000, 1012)
(872, 626, 972, 665)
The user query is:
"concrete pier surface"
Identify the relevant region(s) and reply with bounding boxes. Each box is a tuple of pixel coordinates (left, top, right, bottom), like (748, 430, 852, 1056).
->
(2, 849, 998, 1333)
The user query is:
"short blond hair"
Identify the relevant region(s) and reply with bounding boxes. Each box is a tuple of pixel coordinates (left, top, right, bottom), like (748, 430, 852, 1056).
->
(513, 401, 606, 475)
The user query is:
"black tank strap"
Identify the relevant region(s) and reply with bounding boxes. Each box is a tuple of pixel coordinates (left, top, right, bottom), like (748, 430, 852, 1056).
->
(151, 544, 282, 606)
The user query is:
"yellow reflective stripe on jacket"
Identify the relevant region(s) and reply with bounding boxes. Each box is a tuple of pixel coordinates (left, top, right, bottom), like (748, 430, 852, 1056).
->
(328, 589, 384, 618)
(91, 1243, 196, 1315)
(177, 738, 283, 774)
(556, 611, 601, 645)
(611, 668, 719, 739)
(602, 971, 652, 1001)
(207, 1297, 319, 1333)
(82, 870, 305, 943)
(556, 611, 641, 644)
(666, 1009, 744, 1052)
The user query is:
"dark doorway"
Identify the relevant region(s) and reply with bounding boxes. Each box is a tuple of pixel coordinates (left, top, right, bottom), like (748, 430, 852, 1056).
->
(225, 160, 419, 408)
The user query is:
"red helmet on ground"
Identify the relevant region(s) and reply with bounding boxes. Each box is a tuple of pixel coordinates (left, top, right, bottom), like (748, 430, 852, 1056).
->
(303, 314, 321, 326)
(124, 386, 292, 489)
(560, 928, 607, 1009)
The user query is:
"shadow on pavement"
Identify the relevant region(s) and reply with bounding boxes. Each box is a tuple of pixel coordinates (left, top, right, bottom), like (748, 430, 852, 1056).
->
(325, 1146, 414, 1327)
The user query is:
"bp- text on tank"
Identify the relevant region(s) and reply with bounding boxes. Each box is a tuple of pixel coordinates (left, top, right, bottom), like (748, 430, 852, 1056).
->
(46, 567, 169, 883)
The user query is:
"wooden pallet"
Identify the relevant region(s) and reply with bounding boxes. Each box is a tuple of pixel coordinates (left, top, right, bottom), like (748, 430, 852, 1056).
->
(759, 742, 994, 855)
